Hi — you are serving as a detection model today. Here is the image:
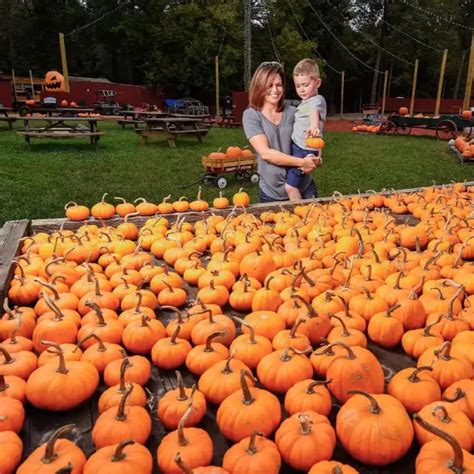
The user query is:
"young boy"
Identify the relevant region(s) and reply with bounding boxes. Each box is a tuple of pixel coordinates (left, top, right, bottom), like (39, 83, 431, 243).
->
(287, 58, 326, 200)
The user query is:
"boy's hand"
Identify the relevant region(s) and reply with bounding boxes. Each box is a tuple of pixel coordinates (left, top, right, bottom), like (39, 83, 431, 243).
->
(306, 127, 321, 138)
(299, 155, 317, 174)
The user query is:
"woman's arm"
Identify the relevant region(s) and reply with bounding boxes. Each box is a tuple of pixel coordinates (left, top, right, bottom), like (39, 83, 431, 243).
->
(249, 134, 317, 173)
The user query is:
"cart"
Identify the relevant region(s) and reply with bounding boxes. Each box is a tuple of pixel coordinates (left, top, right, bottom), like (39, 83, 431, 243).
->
(93, 90, 122, 115)
(380, 113, 473, 140)
(201, 154, 259, 189)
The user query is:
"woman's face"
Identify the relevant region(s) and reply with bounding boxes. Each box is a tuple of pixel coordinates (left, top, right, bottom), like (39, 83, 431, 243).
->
(264, 72, 283, 107)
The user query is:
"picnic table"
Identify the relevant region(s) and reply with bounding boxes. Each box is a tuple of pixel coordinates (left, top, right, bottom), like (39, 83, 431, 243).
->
(117, 110, 168, 129)
(0, 106, 16, 130)
(17, 116, 104, 147)
(136, 116, 209, 147)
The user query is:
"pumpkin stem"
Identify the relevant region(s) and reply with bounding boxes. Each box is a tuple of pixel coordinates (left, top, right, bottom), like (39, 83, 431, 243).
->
(175, 371, 187, 401)
(174, 452, 194, 474)
(0, 374, 9, 392)
(115, 384, 133, 421)
(448, 287, 464, 318)
(313, 341, 355, 360)
(233, 317, 256, 344)
(422, 315, 443, 337)
(169, 324, 181, 344)
(431, 287, 445, 300)
(34, 278, 60, 300)
(432, 405, 451, 423)
(43, 293, 64, 321)
(329, 314, 351, 337)
(408, 366, 433, 383)
(246, 430, 264, 455)
(240, 369, 255, 406)
(385, 304, 401, 317)
(2, 298, 16, 320)
(41, 340, 68, 374)
(111, 439, 135, 462)
(347, 390, 381, 414)
(204, 331, 225, 352)
(177, 399, 194, 446)
(84, 301, 106, 326)
(434, 341, 452, 361)
(0, 346, 14, 364)
(118, 358, 130, 393)
(305, 379, 332, 394)
(291, 294, 317, 318)
(222, 350, 236, 374)
(280, 347, 292, 362)
(297, 413, 313, 435)
(413, 414, 465, 472)
(289, 318, 305, 338)
(41, 424, 75, 464)
(443, 387, 465, 404)
(361, 287, 373, 300)
(77, 333, 106, 352)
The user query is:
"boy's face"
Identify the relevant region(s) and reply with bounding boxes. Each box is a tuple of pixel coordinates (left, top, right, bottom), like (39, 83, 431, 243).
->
(294, 74, 321, 100)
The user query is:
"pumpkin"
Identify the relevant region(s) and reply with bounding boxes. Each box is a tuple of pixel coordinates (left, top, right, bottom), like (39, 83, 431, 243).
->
(64, 202, 90, 221)
(199, 353, 253, 405)
(327, 314, 367, 347)
(185, 331, 229, 375)
(104, 355, 151, 387)
(275, 411, 336, 471)
(157, 371, 206, 430)
(91, 193, 116, 220)
(0, 431, 22, 474)
(413, 402, 473, 451)
(314, 342, 384, 403)
(308, 461, 359, 473)
(189, 187, 209, 212)
(44, 70, 66, 92)
(25, 341, 99, 410)
(0, 397, 24, 433)
(121, 312, 166, 354)
(114, 197, 136, 217)
(83, 440, 153, 474)
(190, 310, 236, 347)
(151, 325, 192, 370)
(233, 188, 250, 207)
(92, 385, 152, 448)
(134, 197, 158, 216)
(216, 370, 281, 442)
(272, 318, 311, 351)
(387, 366, 441, 414)
(242, 310, 285, 340)
(461, 110, 472, 120)
(305, 137, 325, 149)
(401, 319, 444, 359)
(157, 404, 213, 474)
(367, 304, 404, 348)
(336, 391, 414, 465)
(413, 413, 474, 474)
(222, 431, 281, 474)
(173, 196, 191, 213)
(239, 251, 277, 284)
(98, 358, 147, 414)
(256, 347, 313, 393)
(174, 452, 228, 473)
(17, 425, 86, 474)
(443, 379, 474, 421)
(0, 374, 26, 403)
(399, 106, 409, 115)
(284, 379, 332, 417)
(213, 192, 229, 209)
(77, 333, 124, 373)
(226, 146, 243, 158)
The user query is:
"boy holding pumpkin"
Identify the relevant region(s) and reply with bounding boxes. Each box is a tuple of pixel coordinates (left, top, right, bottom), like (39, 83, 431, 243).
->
(286, 58, 326, 200)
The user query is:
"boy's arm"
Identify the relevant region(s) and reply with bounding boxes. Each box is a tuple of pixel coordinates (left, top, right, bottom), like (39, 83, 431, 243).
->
(307, 108, 321, 137)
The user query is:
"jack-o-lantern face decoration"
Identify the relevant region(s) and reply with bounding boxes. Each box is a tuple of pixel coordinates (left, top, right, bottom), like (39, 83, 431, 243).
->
(44, 70, 65, 92)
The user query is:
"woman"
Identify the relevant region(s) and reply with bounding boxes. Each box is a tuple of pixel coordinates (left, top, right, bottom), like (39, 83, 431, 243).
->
(242, 61, 320, 202)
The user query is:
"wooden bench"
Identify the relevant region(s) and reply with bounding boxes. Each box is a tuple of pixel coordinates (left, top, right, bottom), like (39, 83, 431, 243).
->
(17, 131, 105, 146)
(117, 119, 144, 129)
(0, 117, 17, 130)
(136, 127, 208, 147)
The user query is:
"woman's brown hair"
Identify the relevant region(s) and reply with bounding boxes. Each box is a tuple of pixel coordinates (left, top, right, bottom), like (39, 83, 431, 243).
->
(248, 62, 285, 111)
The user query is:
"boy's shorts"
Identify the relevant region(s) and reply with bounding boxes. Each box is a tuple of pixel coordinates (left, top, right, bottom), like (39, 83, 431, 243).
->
(287, 142, 320, 188)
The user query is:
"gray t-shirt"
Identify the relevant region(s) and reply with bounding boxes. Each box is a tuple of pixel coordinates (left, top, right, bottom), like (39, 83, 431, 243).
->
(292, 95, 327, 150)
(243, 106, 315, 200)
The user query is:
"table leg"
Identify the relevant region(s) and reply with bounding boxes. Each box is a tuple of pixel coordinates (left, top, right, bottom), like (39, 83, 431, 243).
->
(167, 137, 176, 148)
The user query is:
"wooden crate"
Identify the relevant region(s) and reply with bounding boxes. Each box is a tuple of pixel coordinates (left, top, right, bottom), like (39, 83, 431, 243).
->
(202, 154, 256, 174)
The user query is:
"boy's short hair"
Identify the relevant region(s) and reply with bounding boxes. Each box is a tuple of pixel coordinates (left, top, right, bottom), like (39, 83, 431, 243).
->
(293, 59, 320, 78)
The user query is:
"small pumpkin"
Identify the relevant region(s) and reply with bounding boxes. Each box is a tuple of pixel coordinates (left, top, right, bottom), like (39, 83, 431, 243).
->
(233, 188, 250, 207)
(0, 430, 23, 474)
(91, 193, 116, 220)
(213, 192, 229, 209)
(64, 202, 90, 221)
(284, 379, 332, 417)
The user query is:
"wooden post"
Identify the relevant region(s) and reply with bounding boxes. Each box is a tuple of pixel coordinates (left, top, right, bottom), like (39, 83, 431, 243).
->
(463, 33, 474, 111)
(435, 49, 448, 116)
(381, 70, 388, 116)
(28, 70, 34, 99)
(59, 33, 70, 93)
(340, 71, 345, 118)
(409, 59, 419, 116)
(11, 69, 17, 102)
(215, 56, 220, 118)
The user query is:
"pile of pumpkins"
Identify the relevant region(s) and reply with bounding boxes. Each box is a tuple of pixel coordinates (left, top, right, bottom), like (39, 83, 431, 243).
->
(205, 146, 254, 163)
(64, 189, 251, 221)
(452, 136, 474, 160)
(1, 182, 474, 473)
(351, 124, 381, 134)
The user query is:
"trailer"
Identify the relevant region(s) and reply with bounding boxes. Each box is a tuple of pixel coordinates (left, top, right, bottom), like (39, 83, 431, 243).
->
(380, 113, 473, 140)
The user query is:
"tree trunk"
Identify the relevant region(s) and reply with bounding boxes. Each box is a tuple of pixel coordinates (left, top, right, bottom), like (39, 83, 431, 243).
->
(370, 51, 382, 104)
(3, 0, 16, 70)
(453, 49, 467, 99)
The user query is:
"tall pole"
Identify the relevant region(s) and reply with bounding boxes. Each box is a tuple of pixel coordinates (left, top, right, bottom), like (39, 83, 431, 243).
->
(29, 70, 34, 98)
(381, 70, 388, 116)
(409, 59, 419, 116)
(59, 33, 70, 93)
(434, 49, 448, 116)
(463, 32, 474, 111)
(340, 71, 345, 118)
(215, 56, 220, 118)
(244, 0, 251, 91)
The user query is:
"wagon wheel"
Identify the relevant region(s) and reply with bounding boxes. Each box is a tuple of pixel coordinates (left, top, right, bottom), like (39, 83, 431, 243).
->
(235, 170, 246, 181)
(250, 172, 260, 184)
(379, 120, 396, 135)
(216, 176, 227, 189)
(436, 120, 458, 140)
(203, 174, 215, 186)
(396, 125, 412, 135)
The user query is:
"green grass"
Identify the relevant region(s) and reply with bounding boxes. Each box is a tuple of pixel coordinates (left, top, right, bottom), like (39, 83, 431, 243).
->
(0, 121, 472, 226)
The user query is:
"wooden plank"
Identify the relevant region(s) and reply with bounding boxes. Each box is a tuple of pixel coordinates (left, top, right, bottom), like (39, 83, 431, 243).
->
(17, 132, 105, 138)
(0, 220, 29, 308)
